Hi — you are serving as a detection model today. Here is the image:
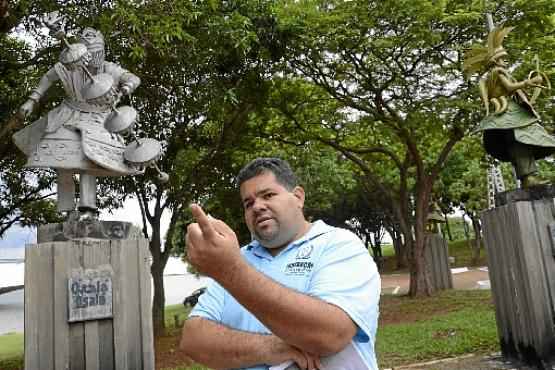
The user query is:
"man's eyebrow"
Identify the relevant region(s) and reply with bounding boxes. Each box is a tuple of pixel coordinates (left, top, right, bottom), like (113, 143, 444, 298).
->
(242, 187, 274, 203)
(255, 187, 274, 196)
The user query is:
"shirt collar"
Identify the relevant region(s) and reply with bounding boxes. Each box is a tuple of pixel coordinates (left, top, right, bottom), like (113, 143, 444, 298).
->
(246, 220, 332, 259)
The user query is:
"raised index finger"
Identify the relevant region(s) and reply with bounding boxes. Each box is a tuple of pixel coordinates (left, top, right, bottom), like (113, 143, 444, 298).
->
(190, 204, 216, 238)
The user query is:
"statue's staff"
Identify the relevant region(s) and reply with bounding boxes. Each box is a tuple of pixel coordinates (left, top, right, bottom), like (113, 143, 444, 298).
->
(529, 55, 551, 104)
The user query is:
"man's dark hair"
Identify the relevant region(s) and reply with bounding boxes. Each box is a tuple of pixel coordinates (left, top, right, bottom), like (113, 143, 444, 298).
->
(236, 158, 298, 190)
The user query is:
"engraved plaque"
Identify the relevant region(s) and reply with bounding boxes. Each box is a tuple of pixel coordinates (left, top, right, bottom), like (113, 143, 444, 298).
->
(68, 266, 113, 322)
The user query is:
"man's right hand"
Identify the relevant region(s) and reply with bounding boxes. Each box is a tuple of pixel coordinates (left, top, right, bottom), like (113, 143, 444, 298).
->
(19, 100, 35, 117)
(186, 204, 243, 281)
(265, 336, 321, 370)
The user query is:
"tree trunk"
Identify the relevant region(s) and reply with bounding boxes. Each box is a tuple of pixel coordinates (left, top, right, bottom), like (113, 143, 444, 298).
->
(462, 213, 471, 250)
(371, 235, 383, 270)
(387, 226, 407, 270)
(443, 213, 453, 241)
(151, 259, 166, 336)
(470, 214, 482, 266)
(408, 233, 433, 297)
(407, 182, 434, 297)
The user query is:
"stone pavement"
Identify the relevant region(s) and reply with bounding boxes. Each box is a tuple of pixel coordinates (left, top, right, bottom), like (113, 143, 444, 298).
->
(381, 267, 490, 295)
(385, 353, 548, 370)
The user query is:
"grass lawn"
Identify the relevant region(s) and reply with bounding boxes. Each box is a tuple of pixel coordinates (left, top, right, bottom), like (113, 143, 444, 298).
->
(162, 291, 498, 370)
(161, 290, 498, 369)
(0, 289, 498, 370)
(0, 332, 24, 370)
(377, 290, 498, 368)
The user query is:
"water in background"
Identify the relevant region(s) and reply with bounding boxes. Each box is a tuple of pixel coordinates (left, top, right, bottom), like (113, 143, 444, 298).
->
(0, 247, 25, 260)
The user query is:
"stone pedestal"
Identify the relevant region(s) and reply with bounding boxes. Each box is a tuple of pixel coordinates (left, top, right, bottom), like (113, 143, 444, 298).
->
(482, 185, 555, 369)
(425, 233, 453, 291)
(24, 220, 154, 370)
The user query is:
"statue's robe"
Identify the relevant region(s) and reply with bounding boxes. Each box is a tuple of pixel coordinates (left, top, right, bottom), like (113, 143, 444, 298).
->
(13, 62, 139, 176)
(476, 69, 555, 163)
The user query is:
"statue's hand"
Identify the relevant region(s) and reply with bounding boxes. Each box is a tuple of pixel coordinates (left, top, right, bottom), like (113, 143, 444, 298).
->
(19, 100, 35, 117)
(531, 75, 543, 84)
(120, 84, 131, 96)
(527, 75, 545, 88)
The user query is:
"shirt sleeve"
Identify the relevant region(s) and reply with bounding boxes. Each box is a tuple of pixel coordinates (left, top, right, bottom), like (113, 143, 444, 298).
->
(307, 229, 381, 343)
(188, 278, 226, 322)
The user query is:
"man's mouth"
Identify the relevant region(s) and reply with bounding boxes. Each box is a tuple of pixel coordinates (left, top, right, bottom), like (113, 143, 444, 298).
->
(256, 216, 273, 226)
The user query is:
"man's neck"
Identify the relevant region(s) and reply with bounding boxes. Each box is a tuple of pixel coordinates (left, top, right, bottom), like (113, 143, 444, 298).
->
(266, 220, 312, 257)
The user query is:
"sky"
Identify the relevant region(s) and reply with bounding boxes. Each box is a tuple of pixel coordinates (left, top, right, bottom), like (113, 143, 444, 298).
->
(0, 226, 35, 250)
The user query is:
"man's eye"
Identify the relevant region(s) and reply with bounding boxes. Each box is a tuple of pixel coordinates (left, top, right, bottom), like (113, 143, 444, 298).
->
(263, 193, 275, 199)
(244, 201, 253, 209)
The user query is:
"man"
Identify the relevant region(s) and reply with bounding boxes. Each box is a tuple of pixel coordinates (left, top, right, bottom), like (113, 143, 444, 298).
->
(181, 158, 380, 370)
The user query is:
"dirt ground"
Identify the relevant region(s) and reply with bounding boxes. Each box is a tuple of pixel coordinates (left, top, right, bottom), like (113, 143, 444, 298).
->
(155, 329, 195, 370)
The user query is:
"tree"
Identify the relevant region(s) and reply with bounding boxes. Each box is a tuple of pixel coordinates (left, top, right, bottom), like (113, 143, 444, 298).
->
(439, 136, 489, 265)
(95, 0, 291, 334)
(263, 0, 555, 296)
(0, 3, 68, 238)
(1, 0, 281, 333)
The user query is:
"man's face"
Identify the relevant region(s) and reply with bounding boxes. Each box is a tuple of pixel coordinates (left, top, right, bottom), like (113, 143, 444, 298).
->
(240, 171, 306, 251)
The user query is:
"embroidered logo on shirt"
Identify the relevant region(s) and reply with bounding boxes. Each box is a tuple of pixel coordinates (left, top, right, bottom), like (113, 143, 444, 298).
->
(296, 244, 313, 259)
(284, 261, 314, 276)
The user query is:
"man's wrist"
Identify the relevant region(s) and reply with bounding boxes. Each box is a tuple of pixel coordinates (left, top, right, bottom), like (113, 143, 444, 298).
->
(213, 254, 247, 284)
(260, 335, 294, 365)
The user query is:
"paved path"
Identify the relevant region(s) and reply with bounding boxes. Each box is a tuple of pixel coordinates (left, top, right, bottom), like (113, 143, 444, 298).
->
(387, 353, 543, 370)
(381, 267, 490, 295)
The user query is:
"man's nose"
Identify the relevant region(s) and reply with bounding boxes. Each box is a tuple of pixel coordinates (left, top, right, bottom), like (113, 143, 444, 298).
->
(252, 198, 267, 212)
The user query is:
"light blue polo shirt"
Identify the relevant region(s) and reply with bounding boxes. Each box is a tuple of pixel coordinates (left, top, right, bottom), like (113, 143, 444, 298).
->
(190, 220, 381, 370)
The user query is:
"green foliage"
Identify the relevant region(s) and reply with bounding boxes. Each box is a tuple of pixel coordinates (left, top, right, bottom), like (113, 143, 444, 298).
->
(448, 238, 488, 268)
(3, 0, 555, 330)
(165, 303, 191, 327)
(445, 216, 470, 242)
(0, 29, 61, 237)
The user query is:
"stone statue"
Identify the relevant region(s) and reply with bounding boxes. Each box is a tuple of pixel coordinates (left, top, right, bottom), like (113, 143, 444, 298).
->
(13, 15, 167, 218)
(463, 26, 555, 187)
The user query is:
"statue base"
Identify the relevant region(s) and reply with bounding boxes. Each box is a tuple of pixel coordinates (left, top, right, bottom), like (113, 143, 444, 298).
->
(25, 221, 154, 370)
(37, 219, 142, 243)
(482, 187, 555, 369)
(425, 233, 453, 291)
(495, 183, 555, 207)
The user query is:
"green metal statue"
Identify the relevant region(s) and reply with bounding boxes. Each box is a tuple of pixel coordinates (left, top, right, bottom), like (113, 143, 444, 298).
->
(464, 27, 554, 187)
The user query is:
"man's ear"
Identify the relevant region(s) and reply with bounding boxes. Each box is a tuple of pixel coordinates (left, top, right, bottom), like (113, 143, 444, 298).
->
(292, 186, 305, 207)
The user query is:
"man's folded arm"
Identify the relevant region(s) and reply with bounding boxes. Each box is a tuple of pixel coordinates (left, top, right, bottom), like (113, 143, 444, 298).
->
(180, 316, 316, 369)
(219, 260, 357, 356)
